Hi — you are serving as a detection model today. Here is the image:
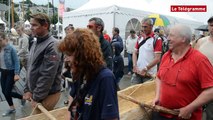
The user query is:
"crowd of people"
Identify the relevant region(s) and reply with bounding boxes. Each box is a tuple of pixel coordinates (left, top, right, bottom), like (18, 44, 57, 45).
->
(0, 12, 213, 120)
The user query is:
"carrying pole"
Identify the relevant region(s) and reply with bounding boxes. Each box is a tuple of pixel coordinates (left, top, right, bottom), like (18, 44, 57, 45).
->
(31, 103, 57, 120)
(118, 93, 179, 116)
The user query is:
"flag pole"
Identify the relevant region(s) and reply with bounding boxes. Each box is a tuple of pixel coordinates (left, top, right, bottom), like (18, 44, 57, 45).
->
(57, 0, 59, 40)
(8, 0, 11, 30)
(58, 0, 65, 40)
(22, 0, 24, 21)
(11, 0, 14, 28)
(47, 0, 49, 17)
(52, 0, 54, 24)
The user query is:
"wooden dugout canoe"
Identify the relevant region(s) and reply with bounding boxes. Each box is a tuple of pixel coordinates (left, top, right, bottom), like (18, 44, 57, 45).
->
(118, 81, 156, 120)
(18, 81, 156, 120)
(18, 106, 68, 120)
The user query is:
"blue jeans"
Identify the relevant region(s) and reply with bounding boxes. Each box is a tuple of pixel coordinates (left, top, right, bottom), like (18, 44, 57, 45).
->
(127, 53, 133, 73)
(0, 69, 23, 106)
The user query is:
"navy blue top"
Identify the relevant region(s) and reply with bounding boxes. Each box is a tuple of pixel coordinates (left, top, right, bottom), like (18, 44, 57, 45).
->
(112, 42, 124, 83)
(75, 68, 119, 120)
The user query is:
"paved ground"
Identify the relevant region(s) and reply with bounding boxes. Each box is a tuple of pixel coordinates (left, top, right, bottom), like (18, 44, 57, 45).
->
(0, 73, 207, 120)
(0, 91, 71, 120)
(0, 73, 132, 120)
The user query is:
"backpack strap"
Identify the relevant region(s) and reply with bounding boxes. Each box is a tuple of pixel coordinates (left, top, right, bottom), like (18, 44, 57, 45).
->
(138, 36, 151, 49)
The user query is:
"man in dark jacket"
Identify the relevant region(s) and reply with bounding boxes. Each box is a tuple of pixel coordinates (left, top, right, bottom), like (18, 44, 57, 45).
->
(23, 13, 63, 114)
(87, 17, 113, 70)
(111, 27, 123, 52)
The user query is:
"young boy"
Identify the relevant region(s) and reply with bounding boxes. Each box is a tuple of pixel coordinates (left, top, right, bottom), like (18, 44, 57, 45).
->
(112, 42, 124, 90)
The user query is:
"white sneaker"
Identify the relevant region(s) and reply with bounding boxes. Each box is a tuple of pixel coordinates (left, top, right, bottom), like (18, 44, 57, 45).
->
(2, 109, 16, 117)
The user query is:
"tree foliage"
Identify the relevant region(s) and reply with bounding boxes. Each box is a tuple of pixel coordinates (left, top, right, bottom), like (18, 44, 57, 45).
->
(5, 8, 19, 26)
(24, 7, 32, 21)
(51, 13, 58, 24)
(24, 0, 32, 5)
(0, 0, 8, 5)
(44, 2, 53, 8)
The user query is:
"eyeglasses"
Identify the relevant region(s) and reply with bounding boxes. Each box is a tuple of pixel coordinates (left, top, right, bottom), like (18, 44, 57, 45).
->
(87, 24, 96, 29)
(142, 26, 149, 28)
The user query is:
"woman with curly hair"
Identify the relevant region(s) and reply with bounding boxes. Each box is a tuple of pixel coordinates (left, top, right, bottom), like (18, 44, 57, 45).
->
(58, 28, 119, 120)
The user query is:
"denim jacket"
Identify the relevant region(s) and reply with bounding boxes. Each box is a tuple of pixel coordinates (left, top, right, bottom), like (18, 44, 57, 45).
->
(3, 44, 20, 75)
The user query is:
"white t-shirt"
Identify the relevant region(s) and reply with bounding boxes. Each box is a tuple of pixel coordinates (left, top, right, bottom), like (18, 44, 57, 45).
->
(137, 37, 157, 75)
(126, 35, 138, 54)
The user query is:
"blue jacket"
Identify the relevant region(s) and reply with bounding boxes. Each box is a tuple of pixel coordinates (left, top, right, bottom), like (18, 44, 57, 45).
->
(112, 42, 124, 83)
(2, 44, 20, 75)
(111, 35, 124, 52)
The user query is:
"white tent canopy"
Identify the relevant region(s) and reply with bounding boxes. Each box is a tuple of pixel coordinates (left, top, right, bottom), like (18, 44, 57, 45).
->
(76, 0, 198, 21)
(24, 20, 31, 29)
(64, 5, 152, 39)
(63, 0, 202, 39)
(24, 20, 30, 25)
(0, 18, 6, 25)
(55, 21, 62, 26)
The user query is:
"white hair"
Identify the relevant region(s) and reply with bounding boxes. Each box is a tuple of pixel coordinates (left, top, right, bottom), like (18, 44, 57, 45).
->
(174, 24, 192, 44)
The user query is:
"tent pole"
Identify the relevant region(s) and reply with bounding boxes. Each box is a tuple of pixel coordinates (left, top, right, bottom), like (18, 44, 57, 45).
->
(113, 11, 115, 28)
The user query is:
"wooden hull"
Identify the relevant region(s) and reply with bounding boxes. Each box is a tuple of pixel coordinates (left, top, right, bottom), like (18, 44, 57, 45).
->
(19, 81, 156, 120)
(118, 81, 156, 120)
(18, 107, 68, 120)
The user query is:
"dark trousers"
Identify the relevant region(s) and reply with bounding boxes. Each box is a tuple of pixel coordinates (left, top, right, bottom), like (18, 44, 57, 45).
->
(127, 53, 133, 73)
(0, 69, 22, 106)
(206, 102, 213, 120)
(152, 112, 177, 120)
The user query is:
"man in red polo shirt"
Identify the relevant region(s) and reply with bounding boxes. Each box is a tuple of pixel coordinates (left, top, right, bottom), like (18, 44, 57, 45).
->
(153, 24, 213, 120)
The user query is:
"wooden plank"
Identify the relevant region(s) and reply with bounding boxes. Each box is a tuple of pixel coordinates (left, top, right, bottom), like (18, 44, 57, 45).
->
(31, 104, 57, 120)
(18, 107, 68, 120)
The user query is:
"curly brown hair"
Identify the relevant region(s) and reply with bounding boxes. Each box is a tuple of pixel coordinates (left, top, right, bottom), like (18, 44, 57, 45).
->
(58, 28, 105, 81)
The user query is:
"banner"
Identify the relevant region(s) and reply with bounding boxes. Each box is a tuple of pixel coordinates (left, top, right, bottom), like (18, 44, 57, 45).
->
(58, 0, 65, 17)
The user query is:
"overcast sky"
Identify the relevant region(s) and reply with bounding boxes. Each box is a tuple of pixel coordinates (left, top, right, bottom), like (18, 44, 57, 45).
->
(13, 0, 213, 23)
